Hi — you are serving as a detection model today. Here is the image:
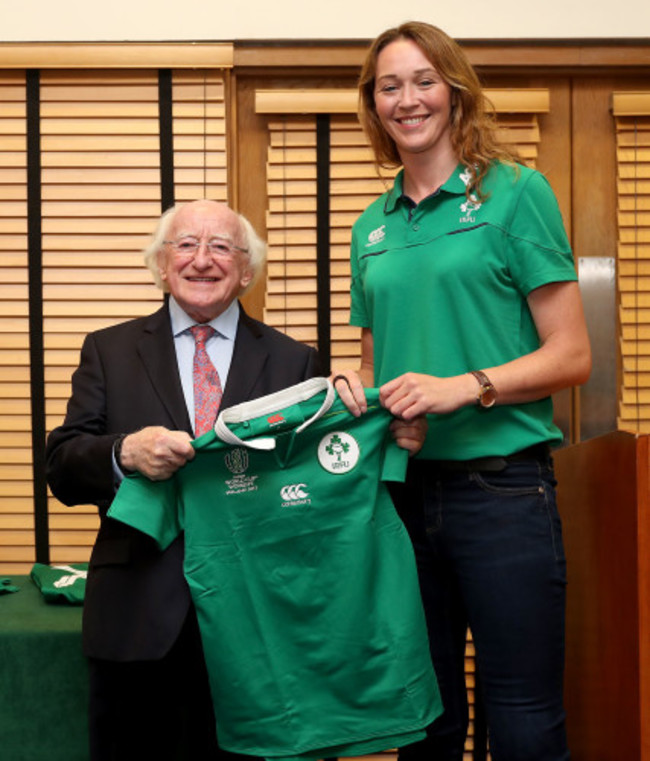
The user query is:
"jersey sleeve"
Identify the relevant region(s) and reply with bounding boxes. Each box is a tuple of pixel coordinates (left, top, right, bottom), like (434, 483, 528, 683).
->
(505, 170, 577, 296)
(349, 219, 371, 329)
(381, 439, 408, 483)
(375, 402, 409, 483)
(107, 473, 181, 551)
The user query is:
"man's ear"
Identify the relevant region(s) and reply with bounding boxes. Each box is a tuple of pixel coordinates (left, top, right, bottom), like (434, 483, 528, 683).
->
(157, 249, 168, 281)
(240, 267, 254, 291)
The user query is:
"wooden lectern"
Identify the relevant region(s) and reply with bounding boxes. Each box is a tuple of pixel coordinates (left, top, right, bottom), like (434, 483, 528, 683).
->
(555, 431, 650, 761)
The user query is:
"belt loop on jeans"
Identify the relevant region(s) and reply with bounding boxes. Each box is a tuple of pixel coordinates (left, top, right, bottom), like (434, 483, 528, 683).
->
(430, 443, 551, 473)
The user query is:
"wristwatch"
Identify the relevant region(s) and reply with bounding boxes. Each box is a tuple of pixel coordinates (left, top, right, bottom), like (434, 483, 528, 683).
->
(113, 433, 135, 474)
(470, 370, 498, 409)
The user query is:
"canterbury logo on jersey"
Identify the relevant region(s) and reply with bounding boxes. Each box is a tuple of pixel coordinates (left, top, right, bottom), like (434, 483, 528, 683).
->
(281, 484, 308, 501)
(280, 483, 311, 507)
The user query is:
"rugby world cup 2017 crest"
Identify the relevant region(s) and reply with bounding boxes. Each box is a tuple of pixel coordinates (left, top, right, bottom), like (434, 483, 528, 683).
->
(225, 448, 249, 474)
(224, 448, 259, 495)
(317, 432, 360, 474)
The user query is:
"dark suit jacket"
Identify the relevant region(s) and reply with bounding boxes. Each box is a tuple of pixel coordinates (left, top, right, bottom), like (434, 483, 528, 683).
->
(46, 301, 321, 661)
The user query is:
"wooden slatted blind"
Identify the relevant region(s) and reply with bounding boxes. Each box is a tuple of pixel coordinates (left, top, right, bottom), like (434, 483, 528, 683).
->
(612, 92, 650, 433)
(173, 71, 228, 203)
(258, 88, 548, 372)
(0, 72, 31, 574)
(264, 114, 395, 369)
(41, 70, 165, 565)
(0, 67, 228, 573)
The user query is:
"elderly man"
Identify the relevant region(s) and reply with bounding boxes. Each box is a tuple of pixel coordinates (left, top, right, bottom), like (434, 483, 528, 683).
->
(46, 200, 321, 761)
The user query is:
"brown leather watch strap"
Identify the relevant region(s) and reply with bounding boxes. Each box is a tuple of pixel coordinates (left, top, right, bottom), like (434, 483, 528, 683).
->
(469, 370, 498, 408)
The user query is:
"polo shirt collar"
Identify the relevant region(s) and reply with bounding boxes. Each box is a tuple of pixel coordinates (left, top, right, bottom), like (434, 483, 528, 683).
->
(384, 163, 469, 213)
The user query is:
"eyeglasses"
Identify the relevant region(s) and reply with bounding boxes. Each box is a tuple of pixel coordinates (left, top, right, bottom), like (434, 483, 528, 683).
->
(163, 235, 248, 259)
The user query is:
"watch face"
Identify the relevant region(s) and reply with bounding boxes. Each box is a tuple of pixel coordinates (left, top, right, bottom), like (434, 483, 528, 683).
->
(480, 385, 497, 408)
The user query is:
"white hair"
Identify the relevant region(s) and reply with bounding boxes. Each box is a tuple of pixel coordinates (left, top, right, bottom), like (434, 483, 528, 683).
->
(143, 201, 267, 294)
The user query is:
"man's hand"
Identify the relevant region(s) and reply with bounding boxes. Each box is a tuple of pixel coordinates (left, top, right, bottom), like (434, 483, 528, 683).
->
(118, 427, 195, 481)
(389, 416, 428, 457)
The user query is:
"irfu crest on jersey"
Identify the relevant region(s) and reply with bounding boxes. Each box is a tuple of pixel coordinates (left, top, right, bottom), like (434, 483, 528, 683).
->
(317, 432, 360, 474)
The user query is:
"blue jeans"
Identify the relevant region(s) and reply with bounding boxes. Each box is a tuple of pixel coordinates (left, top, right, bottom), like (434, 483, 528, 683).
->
(391, 454, 570, 761)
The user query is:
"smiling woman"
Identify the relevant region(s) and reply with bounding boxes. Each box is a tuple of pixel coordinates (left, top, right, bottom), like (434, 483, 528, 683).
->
(332, 19, 592, 761)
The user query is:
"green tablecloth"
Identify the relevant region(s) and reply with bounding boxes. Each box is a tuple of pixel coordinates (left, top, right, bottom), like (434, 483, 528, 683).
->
(0, 575, 88, 761)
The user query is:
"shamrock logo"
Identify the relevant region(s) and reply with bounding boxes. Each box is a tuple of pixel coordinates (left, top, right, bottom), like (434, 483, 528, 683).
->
(325, 434, 350, 462)
(318, 432, 360, 474)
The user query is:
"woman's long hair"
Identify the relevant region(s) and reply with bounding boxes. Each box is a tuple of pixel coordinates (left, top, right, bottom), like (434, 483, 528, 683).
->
(359, 21, 519, 200)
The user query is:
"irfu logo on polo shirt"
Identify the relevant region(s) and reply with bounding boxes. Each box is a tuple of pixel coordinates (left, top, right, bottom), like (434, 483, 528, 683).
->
(317, 432, 360, 474)
(458, 168, 482, 223)
(459, 197, 482, 223)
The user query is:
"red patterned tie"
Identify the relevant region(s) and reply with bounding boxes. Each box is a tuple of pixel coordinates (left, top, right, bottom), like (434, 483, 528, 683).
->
(190, 324, 222, 437)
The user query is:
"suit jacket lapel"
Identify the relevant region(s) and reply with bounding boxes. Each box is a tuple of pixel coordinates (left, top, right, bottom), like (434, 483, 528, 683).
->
(221, 305, 269, 409)
(137, 303, 193, 433)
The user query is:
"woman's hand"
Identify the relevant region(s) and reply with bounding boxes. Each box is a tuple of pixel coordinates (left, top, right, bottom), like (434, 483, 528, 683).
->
(380, 372, 476, 420)
(389, 415, 428, 456)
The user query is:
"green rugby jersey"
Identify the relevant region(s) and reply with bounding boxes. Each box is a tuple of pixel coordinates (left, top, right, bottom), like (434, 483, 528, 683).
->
(109, 378, 441, 761)
(30, 563, 88, 605)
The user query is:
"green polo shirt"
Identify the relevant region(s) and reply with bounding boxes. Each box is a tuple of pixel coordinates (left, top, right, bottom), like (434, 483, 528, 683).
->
(349, 162, 577, 460)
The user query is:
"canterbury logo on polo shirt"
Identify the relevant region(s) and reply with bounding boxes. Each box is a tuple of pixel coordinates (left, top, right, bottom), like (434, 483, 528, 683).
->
(365, 224, 386, 247)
